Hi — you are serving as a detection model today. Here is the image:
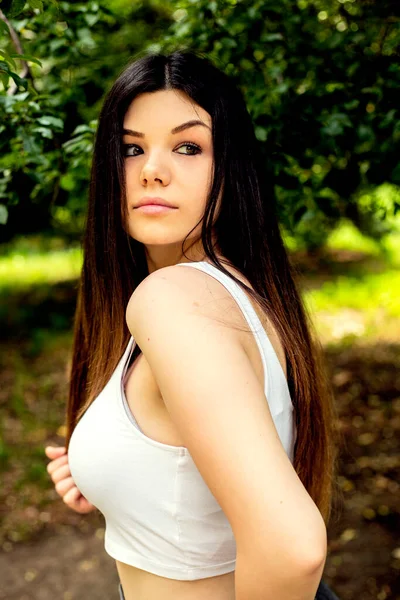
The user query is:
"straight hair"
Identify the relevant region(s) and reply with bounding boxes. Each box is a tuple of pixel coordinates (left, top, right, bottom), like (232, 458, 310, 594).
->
(65, 50, 342, 526)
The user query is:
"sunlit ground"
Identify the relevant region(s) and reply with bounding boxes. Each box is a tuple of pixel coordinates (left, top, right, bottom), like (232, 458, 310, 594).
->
(0, 246, 81, 290)
(303, 220, 400, 345)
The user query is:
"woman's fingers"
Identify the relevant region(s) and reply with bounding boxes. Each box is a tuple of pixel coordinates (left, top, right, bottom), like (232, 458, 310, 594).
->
(62, 485, 81, 504)
(63, 486, 97, 514)
(51, 463, 72, 484)
(46, 453, 68, 475)
(45, 446, 66, 458)
(44, 444, 97, 514)
(55, 475, 75, 496)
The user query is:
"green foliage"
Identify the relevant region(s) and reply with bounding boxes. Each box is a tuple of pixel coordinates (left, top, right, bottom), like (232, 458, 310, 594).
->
(0, 0, 172, 241)
(160, 0, 400, 247)
(0, 0, 399, 249)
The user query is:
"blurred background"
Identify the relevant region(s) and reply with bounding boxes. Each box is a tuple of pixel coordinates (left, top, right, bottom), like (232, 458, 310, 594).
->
(0, 0, 399, 598)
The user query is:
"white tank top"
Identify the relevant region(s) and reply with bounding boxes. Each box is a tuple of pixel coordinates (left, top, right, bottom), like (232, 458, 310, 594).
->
(68, 260, 297, 580)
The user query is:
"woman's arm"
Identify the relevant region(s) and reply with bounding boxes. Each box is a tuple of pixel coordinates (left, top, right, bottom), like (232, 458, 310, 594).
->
(126, 265, 327, 596)
(235, 548, 325, 600)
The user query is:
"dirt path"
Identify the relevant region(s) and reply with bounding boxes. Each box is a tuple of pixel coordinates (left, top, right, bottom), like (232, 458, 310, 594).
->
(0, 512, 120, 600)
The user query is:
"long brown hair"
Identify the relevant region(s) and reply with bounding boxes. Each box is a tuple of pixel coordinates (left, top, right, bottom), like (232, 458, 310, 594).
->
(65, 50, 342, 527)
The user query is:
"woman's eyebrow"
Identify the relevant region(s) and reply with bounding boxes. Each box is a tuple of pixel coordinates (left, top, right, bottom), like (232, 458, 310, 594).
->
(122, 120, 211, 138)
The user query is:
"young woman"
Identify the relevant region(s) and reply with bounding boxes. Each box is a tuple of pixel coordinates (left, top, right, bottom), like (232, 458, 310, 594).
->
(45, 50, 342, 600)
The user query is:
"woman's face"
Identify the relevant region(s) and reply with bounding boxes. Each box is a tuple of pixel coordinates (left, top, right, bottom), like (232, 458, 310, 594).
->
(122, 89, 215, 268)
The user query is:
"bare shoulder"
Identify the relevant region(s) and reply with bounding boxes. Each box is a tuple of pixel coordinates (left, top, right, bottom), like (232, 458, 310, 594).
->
(126, 262, 247, 336)
(126, 261, 287, 378)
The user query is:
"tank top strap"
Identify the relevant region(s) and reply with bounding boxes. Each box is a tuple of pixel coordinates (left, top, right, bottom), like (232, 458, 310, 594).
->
(174, 261, 287, 402)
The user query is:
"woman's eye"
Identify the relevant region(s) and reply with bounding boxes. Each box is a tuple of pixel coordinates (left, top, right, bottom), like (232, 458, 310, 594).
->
(123, 144, 142, 157)
(122, 143, 201, 157)
(175, 143, 202, 155)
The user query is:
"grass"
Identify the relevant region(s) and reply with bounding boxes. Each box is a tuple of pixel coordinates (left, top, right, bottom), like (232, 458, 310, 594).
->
(304, 270, 400, 345)
(301, 218, 400, 343)
(0, 247, 82, 291)
(305, 270, 400, 315)
(325, 220, 400, 269)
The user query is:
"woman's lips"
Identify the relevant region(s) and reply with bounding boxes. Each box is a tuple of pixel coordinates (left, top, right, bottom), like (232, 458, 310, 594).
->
(134, 205, 178, 214)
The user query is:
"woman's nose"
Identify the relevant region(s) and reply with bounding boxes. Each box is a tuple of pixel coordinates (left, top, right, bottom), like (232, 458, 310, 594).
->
(140, 161, 170, 186)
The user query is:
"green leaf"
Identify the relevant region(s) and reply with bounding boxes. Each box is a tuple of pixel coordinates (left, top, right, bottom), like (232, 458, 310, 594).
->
(32, 126, 54, 139)
(60, 173, 76, 191)
(0, 73, 10, 89)
(0, 20, 10, 37)
(9, 54, 43, 67)
(84, 13, 98, 27)
(0, 50, 17, 70)
(7, 0, 26, 18)
(26, 78, 39, 96)
(9, 70, 28, 90)
(379, 109, 397, 129)
(255, 126, 268, 142)
(261, 33, 284, 43)
(28, 0, 43, 10)
(357, 124, 375, 143)
(21, 131, 38, 154)
(71, 124, 94, 135)
(0, 204, 8, 225)
(0, 60, 11, 73)
(343, 99, 360, 110)
(321, 113, 352, 136)
(37, 116, 64, 130)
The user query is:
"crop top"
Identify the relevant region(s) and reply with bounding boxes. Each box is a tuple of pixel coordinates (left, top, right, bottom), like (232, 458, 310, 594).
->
(68, 260, 297, 580)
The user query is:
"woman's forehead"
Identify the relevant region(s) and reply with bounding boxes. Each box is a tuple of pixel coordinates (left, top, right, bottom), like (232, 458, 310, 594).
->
(123, 89, 212, 131)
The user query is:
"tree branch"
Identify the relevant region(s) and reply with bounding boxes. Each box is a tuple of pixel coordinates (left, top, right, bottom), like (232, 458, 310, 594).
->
(0, 8, 37, 95)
